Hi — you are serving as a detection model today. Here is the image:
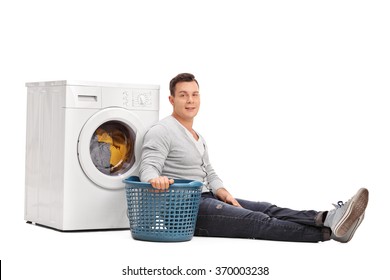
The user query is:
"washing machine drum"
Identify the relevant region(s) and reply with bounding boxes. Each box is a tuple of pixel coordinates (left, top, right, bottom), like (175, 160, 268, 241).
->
(90, 121, 135, 176)
(78, 108, 145, 190)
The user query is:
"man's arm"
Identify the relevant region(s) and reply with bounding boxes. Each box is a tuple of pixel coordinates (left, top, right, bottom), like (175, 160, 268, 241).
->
(139, 125, 171, 188)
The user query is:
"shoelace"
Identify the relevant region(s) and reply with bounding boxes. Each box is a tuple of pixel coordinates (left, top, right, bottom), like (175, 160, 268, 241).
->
(332, 201, 344, 209)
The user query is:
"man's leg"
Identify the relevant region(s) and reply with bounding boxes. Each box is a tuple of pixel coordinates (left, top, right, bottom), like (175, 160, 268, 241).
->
(195, 194, 328, 242)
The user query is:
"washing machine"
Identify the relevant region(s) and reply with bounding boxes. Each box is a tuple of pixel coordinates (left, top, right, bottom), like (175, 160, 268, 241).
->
(24, 80, 159, 231)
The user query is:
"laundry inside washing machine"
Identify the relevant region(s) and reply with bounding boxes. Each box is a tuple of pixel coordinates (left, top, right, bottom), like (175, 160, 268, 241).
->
(90, 121, 136, 176)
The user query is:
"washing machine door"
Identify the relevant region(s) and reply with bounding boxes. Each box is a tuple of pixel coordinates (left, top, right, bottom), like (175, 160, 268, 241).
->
(78, 107, 146, 190)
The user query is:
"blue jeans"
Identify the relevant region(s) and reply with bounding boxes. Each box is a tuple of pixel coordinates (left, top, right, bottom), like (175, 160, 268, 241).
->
(195, 192, 330, 242)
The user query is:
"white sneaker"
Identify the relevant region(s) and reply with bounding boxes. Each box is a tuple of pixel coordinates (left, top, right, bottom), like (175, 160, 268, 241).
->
(324, 188, 369, 238)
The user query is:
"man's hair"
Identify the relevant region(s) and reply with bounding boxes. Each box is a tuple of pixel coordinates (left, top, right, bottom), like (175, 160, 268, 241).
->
(169, 73, 199, 96)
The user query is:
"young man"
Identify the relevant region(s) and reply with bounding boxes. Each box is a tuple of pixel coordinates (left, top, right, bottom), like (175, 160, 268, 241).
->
(139, 73, 369, 242)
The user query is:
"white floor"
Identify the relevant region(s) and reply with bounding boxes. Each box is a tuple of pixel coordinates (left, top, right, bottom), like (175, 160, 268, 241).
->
(1, 210, 382, 280)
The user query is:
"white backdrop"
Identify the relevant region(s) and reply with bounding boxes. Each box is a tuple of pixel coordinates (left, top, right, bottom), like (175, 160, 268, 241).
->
(1, 0, 389, 279)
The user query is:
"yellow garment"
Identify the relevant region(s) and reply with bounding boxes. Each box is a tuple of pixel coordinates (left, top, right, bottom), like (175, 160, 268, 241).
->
(110, 130, 129, 167)
(96, 128, 113, 145)
(95, 128, 130, 169)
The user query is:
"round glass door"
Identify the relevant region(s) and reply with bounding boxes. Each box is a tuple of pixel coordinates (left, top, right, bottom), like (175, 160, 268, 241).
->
(78, 107, 145, 190)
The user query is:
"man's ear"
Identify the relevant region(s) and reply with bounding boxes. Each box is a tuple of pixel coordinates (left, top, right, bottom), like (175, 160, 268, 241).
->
(169, 95, 174, 105)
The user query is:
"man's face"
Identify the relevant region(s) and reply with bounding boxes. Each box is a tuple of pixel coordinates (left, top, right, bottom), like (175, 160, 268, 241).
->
(169, 81, 200, 121)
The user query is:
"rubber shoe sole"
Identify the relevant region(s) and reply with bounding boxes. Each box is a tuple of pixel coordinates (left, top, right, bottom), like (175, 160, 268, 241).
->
(333, 188, 369, 237)
(333, 213, 365, 243)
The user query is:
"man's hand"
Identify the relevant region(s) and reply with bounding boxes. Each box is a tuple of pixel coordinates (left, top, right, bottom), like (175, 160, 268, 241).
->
(149, 176, 174, 190)
(224, 194, 242, 207)
(216, 188, 242, 207)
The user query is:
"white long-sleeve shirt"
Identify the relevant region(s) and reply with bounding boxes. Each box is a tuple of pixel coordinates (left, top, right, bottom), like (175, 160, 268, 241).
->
(139, 115, 224, 193)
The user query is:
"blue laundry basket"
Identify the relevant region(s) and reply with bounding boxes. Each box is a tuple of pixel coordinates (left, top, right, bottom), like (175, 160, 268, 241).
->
(124, 176, 203, 242)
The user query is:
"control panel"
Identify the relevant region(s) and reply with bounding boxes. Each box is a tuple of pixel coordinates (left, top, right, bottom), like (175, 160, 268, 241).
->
(101, 86, 159, 110)
(132, 90, 152, 107)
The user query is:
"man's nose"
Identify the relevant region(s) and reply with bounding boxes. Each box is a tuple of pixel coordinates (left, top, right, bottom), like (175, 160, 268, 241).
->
(187, 95, 194, 103)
